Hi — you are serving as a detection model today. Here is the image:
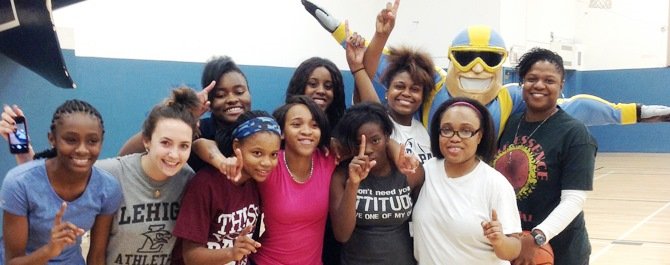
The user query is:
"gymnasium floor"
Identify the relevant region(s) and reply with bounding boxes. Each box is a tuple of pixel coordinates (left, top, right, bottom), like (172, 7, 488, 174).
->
(586, 153, 670, 264)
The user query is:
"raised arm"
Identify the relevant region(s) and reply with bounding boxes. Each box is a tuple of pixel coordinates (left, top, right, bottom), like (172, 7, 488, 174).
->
(329, 135, 375, 243)
(363, 0, 399, 79)
(387, 140, 424, 191)
(4, 203, 84, 265)
(344, 21, 378, 104)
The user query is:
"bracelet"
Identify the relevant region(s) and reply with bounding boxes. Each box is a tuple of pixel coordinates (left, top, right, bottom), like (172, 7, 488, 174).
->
(351, 67, 365, 75)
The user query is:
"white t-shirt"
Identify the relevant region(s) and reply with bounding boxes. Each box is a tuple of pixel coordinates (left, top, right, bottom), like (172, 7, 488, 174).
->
(390, 117, 432, 164)
(413, 158, 522, 265)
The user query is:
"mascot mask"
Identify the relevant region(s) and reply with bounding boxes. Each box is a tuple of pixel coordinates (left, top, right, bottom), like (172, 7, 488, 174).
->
(445, 26, 507, 105)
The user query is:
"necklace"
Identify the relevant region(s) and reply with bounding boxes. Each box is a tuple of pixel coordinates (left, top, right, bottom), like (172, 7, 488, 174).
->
(154, 189, 161, 198)
(508, 109, 558, 165)
(284, 153, 313, 184)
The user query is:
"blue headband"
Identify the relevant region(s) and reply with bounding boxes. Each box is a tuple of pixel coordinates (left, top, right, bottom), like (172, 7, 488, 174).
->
(232, 117, 281, 140)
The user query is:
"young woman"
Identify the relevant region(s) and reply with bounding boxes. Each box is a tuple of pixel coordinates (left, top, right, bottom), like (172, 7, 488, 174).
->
(345, 7, 436, 164)
(95, 87, 199, 264)
(1, 88, 201, 264)
(330, 102, 423, 265)
(171, 110, 281, 265)
(285, 57, 346, 126)
(251, 95, 335, 265)
(0, 100, 122, 264)
(413, 97, 522, 264)
(118, 56, 252, 173)
(493, 48, 597, 265)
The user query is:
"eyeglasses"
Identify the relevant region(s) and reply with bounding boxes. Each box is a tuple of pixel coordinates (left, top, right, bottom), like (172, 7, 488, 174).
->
(439, 127, 481, 138)
(448, 46, 508, 72)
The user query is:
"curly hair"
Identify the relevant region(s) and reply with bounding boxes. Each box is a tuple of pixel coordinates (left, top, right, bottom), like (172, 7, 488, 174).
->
(381, 46, 436, 102)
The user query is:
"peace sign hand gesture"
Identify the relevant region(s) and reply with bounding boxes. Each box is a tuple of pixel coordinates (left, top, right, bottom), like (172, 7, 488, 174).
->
(375, 0, 400, 36)
(348, 135, 376, 185)
(46, 202, 85, 259)
(193, 81, 215, 118)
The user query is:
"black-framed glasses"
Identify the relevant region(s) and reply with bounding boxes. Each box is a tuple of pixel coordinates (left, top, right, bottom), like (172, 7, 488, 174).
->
(439, 127, 481, 138)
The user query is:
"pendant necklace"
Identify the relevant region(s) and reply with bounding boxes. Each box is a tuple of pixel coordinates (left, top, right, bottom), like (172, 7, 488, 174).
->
(508, 108, 558, 165)
(284, 153, 313, 184)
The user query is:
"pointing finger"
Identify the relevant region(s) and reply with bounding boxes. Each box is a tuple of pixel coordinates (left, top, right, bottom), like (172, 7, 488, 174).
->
(239, 225, 253, 237)
(55, 202, 67, 226)
(345, 19, 350, 38)
(234, 148, 244, 168)
(202, 81, 216, 94)
(397, 143, 406, 162)
(358, 134, 367, 157)
(491, 209, 498, 222)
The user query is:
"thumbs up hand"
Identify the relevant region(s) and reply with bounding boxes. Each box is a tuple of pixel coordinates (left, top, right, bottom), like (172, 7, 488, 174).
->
(481, 209, 504, 246)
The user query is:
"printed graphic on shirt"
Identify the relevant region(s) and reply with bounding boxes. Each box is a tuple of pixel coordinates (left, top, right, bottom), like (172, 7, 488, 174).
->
(355, 186, 413, 221)
(403, 138, 432, 164)
(113, 202, 180, 265)
(139, 224, 172, 253)
(493, 136, 548, 200)
(209, 204, 260, 249)
(202, 204, 260, 265)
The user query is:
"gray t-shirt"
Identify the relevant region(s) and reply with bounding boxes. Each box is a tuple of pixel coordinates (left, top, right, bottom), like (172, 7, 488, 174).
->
(341, 170, 416, 265)
(95, 153, 194, 265)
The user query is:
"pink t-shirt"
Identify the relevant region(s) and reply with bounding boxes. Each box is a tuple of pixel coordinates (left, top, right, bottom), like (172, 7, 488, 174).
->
(252, 149, 336, 265)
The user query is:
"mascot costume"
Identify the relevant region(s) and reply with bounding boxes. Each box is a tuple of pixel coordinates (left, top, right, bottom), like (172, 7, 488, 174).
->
(302, 0, 670, 135)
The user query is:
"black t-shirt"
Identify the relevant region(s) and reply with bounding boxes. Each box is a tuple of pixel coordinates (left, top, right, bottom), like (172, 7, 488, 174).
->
(187, 117, 221, 171)
(494, 109, 597, 265)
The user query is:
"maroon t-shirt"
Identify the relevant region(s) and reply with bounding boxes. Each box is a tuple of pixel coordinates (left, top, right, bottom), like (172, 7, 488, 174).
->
(171, 166, 261, 265)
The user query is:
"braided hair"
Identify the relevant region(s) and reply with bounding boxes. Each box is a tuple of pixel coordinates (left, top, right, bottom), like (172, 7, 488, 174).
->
(34, 99, 104, 159)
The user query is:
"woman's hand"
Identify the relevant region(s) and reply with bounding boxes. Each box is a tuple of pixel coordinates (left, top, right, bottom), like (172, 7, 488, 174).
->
(345, 20, 366, 72)
(348, 135, 376, 185)
(192, 81, 215, 118)
(512, 233, 538, 265)
(395, 143, 420, 176)
(482, 210, 504, 246)
(219, 148, 244, 182)
(47, 202, 85, 259)
(0, 104, 24, 141)
(227, 225, 261, 261)
(375, 0, 400, 36)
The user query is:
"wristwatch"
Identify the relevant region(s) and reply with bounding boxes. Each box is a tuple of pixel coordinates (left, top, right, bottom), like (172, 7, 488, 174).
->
(531, 229, 547, 246)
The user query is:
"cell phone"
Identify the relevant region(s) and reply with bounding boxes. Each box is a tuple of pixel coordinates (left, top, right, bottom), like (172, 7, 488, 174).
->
(8, 116, 29, 154)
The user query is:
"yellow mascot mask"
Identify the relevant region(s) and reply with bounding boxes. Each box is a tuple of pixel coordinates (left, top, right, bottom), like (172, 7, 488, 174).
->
(445, 26, 508, 106)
